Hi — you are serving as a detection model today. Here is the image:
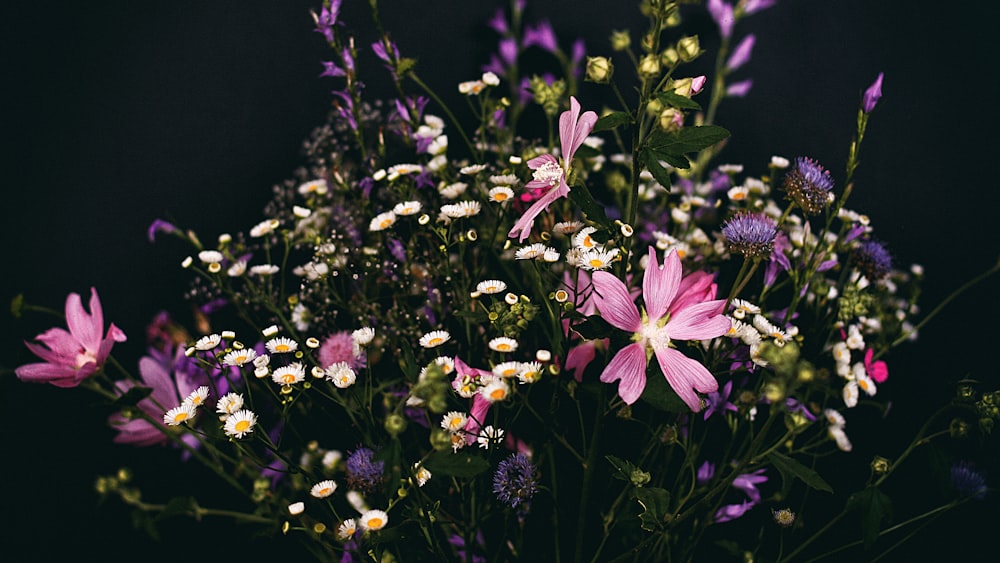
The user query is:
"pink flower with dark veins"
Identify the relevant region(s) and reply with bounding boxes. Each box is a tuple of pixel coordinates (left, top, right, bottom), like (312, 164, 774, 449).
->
(16, 288, 126, 388)
(591, 247, 731, 410)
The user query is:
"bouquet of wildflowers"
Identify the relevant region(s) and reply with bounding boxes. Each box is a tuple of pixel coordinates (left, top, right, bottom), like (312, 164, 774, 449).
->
(10, 0, 998, 561)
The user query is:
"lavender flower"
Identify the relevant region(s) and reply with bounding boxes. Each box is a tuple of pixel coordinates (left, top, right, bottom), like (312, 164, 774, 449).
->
(722, 211, 777, 258)
(346, 447, 385, 491)
(951, 461, 988, 500)
(492, 453, 538, 508)
(782, 157, 835, 215)
(863, 72, 884, 113)
(852, 239, 892, 281)
(726, 34, 755, 71)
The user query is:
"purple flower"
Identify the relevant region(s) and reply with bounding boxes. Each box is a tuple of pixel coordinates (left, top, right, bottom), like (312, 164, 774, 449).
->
(743, 0, 778, 15)
(726, 79, 753, 97)
(493, 453, 538, 508)
(733, 468, 768, 503)
(722, 210, 777, 259)
(523, 20, 559, 53)
(707, 0, 735, 39)
(318, 331, 365, 370)
(862, 72, 884, 113)
(487, 8, 509, 35)
(16, 288, 127, 387)
(726, 34, 755, 71)
(763, 231, 792, 286)
(320, 60, 346, 78)
(951, 461, 988, 500)
(147, 219, 177, 242)
(715, 500, 754, 523)
(697, 460, 716, 485)
(508, 96, 597, 242)
(108, 355, 178, 446)
(346, 447, 385, 491)
(704, 380, 738, 420)
(782, 157, 834, 215)
(313, 0, 342, 42)
(852, 239, 892, 281)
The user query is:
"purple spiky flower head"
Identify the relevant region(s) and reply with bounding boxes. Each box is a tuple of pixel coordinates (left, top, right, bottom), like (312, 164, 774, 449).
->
(852, 239, 892, 281)
(951, 461, 988, 500)
(722, 211, 777, 259)
(492, 453, 538, 508)
(346, 447, 385, 492)
(782, 157, 834, 215)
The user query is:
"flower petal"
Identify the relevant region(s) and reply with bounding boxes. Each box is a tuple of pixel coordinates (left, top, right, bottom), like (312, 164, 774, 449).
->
(558, 96, 598, 162)
(592, 271, 642, 332)
(599, 342, 647, 405)
(643, 247, 681, 321)
(65, 289, 101, 352)
(508, 179, 570, 242)
(654, 346, 718, 412)
(667, 299, 731, 341)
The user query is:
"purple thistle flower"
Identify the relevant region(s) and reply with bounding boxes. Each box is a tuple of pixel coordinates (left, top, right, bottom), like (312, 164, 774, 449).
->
(951, 461, 988, 500)
(782, 157, 835, 215)
(346, 447, 385, 491)
(726, 79, 753, 97)
(493, 453, 538, 508)
(852, 239, 892, 281)
(726, 34, 755, 71)
(722, 211, 777, 259)
(862, 72, 884, 113)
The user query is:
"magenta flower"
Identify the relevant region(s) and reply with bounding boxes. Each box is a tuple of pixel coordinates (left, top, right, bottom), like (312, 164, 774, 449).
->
(864, 349, 889, 383)
(16, 288, 127, 388)
(591, 247, 731, 410)
(862, 71, 884, 113)
(508, 96, 598, 242)
(108, 355, 180, 447)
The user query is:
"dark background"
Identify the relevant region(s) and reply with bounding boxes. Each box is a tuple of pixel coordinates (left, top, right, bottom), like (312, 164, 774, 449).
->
(2, 1, 996, 561)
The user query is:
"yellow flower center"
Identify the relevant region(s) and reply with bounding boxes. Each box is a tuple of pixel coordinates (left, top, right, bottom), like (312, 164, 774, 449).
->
(235, 420, 251, 432)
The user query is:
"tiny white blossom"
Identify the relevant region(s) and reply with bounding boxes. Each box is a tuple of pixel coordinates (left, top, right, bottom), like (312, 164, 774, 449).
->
(224, 409, 258, 438)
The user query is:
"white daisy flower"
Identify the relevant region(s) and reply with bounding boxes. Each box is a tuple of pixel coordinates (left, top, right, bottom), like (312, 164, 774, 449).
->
(476, 425, 505, 449)
(518, 362, 543, 384)
(580, 248, 620, 271)
(488, 186, 515, 203)
(250, 219, 280, 237)
(413, 464, 432, 487)
(514, 243, 549, 260)
(337, 518, 357, 540)
(492, 361, 522, 379)
(194, 334, 221, 351)
(253, 354, 271, 368)
(441, 201, 481, 218)
(182, 386, 210, 408)
(297, 179, 328, 195)
(730, 299, 761, 320)
(271, 362, 306, 385)
(250, 264, 280, 276)
(441, 411, 468, 432)
(439, 181, 468, 199)
(460, 164, 487, 175)
(265, 337, 298, 354)
(489, 173, 519, 186)
(325, 362, 357, 389)
(458, 79, 487, 95)
(352, 327, 375, 346)
(419, 330, 451, 349)
(771, 155, 790, 168)
(479, 379, 510, 403)
(322, 450, 342, 470)
(198, 250, 224, 264)
(573, 226, 601, 250)
(216, 392, 244, 416)
(828, 425, 853, 452)
(224, 409, 258, 438)
(369, 211, 398, 231)
(393, 201, 422, 216)
(842, 381, 860, 408)
(476, 280, 507, 294)
(227, 260, 247, 277)
(287, 501, 305, 515)
(553, 221, 584, 236)
(387, 163, 422, 179)
(488, 337, 518, 353)
(163, 404, 196, 426)
(222, 348, 257, 367)
(359, 509, 389, 531)
(310, 480, 338, 499)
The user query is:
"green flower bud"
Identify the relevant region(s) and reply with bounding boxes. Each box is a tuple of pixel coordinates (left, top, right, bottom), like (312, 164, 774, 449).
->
(384, 413, 407, 437)
(586, 56, 614, 83)
(638, 54, 661, 77)
(677, 35, 701, 62)
(660, 47, 679, 67)
(610, 30, 631, 51)
(430, 428, 453, 451)
(630, 469, 651, 487)
(658, 107, 683, 132)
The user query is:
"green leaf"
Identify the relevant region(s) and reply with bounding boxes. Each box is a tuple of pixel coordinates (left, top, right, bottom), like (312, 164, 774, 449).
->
(847, 487, 893, 549)
(656, 90, 703, 111)
(639, 362, 688, 413)
(647, 125, 731, 155)
(605, 455, 638, 482)
(158, 496, 199, 521)
(423, 451, 490, 478)
(567, 183, 612, 228)
(766, 451, 833, 494)
(593, 110, 633, 133)
(634, 487, 671, 531)
(571, 316, 614, 341)
(641, 149, 676, 189)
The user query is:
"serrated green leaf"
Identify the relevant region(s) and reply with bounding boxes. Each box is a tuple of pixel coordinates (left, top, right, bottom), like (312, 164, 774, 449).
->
(605, 455, 637, 481)
(642, 150, 677, 188)
(423, 451, 490, 478)
(766, 451, 833, 494)
(593, 111, 633, 132)
(647, 125, 730, 155)
(634, 487, 671, 531)
(846, 487, 893, 549)
(656, 90, 703, 111)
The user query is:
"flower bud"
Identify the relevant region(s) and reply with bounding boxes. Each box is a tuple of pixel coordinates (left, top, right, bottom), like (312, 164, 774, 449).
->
(660, 47, 679, 67)
(586, 56, 614, 83)
(677, 35, 701, 62)
(870, 456, 890, 475)
(658, 107, 684, 132)
(610, 30, 631, 51)
(384, 413, 407, 437)
(862, 72, 884, 113)
(638, 54, 661, 77)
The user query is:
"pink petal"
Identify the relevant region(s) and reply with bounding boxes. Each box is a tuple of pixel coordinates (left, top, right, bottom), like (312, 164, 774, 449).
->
(14, 362, 79, 386)
(465, 394, 492, 445)
(559, 96, 598, 161)
(654, 346, 718, 412)
(508, 179, 570, 242)
(599, 342, 647, 405)
(65, 289, 101, 353)
(565, 340, 599, 382)
(592, 271, 642, 332)
(526, 153, 558, 171)
(671, 270, 717, 314)
(667, 299, 732, 341)
(643, 247, 681, 321)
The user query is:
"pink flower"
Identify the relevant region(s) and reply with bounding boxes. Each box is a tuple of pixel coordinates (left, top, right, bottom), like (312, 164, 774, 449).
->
(864, 349, 889, 383)
(508, 96, 598, 242)
(318, 331, 366, 370)
(108, 355, 178, 447)
(15, 288, 126, 388)
(591, 248, 731, 410)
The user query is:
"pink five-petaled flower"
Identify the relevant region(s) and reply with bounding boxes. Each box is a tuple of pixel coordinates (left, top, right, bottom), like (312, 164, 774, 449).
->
(591, 247, 731, 410)
(15, 288, 127, 388)
(508, 96, 598, 242)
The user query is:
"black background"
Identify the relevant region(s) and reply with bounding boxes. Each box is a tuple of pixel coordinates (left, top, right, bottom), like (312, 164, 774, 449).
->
(2, 1, 997, 561)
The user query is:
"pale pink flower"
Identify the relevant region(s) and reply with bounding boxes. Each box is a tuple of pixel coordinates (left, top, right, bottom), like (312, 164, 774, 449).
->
(508, 96, 598, 242)
(16, 288, 127, 387)
(591, 248, 731, 410)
